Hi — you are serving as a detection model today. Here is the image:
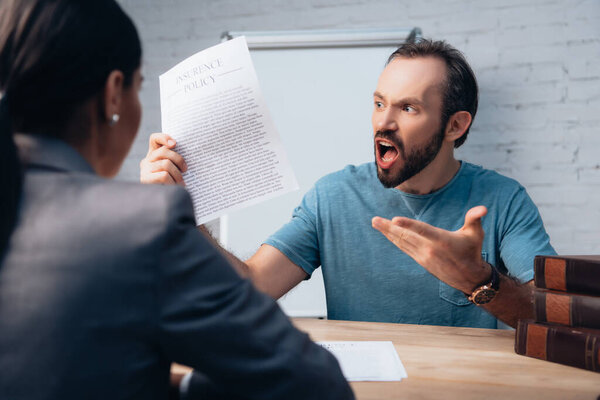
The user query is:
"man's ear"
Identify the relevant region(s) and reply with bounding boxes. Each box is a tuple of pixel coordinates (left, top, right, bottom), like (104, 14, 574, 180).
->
(102, 70, 125, 123)
(444, 111, 472, 143)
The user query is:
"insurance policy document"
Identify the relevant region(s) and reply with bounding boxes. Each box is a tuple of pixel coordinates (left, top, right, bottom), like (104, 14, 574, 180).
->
(318, 341, 408, 381)
(159, 37, 298, 225)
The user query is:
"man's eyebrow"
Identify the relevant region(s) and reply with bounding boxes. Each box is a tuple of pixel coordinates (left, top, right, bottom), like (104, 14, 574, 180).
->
(373, 92, 425, 106)
(397, 97, 424, 106)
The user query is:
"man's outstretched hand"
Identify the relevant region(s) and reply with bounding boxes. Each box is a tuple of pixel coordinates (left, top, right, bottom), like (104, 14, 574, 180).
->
(372, 206, 492, 294)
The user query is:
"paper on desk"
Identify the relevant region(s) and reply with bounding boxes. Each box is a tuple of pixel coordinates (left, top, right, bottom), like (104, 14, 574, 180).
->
(159, 37, 298, 225)
(318, 341, 407, 381)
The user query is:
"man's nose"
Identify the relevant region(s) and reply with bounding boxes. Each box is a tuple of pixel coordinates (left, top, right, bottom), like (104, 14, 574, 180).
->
(374, 108, 398, 132)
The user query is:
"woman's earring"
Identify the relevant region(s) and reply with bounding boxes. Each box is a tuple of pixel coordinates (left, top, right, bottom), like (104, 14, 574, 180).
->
(109, 113, 120, 127)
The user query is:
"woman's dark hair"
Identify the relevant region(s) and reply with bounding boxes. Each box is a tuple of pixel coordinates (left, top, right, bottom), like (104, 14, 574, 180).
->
(387, 39, 479, 149)
(0, 0, 142, 257)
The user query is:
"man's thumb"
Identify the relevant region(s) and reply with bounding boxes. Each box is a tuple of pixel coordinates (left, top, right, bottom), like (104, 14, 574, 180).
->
(464, 206, 487, 230)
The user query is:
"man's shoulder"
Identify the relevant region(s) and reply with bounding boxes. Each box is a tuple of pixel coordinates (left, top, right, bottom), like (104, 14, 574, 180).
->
(314, 162, 376, 189)
(460, 162, 524, 193)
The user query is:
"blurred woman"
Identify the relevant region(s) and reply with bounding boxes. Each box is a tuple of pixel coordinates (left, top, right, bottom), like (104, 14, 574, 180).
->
(0, 1, 352, 399)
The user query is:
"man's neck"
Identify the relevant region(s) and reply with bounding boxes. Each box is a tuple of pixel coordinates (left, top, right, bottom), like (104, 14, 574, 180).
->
(396, 146, 461, 195)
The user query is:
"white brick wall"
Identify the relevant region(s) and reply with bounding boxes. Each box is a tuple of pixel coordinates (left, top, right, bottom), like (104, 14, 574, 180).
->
(118, 0, 600, 253)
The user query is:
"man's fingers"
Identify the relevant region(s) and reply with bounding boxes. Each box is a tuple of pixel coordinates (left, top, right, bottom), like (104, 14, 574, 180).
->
(390, 216, 441, 241)
(150, 160, 185, 185)
(148, 132, 176, 152)
(142, 171, 176, 185)
(147, 146, 188, 172)
(140, 135, 186, 185)
(371, 217, 420, 252)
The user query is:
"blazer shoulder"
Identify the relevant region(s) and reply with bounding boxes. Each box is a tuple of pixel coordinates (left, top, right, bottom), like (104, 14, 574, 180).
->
(67, 173, 195, 232)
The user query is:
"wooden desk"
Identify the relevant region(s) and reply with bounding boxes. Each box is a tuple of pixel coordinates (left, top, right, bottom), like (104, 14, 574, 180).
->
(172, 318, 600, 399)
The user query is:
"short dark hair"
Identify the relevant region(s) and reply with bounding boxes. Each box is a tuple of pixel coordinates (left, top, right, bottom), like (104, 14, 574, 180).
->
(387, 39, 478, 148)
(0, 0, 141, 258)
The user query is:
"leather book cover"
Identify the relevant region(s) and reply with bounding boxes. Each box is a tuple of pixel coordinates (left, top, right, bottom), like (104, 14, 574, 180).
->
(515, 320, 600, 373)
(534, 255, 600, 294)
(534, 289, 600, 329)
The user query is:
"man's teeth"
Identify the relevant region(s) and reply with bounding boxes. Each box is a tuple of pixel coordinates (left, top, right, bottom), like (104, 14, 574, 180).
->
(380, 141, 395, 162)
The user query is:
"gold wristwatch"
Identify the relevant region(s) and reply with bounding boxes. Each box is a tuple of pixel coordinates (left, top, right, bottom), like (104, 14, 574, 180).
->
(467, 263, 500, 305)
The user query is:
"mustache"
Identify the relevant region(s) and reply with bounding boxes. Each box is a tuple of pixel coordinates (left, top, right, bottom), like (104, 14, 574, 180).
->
(374, 130, 404, 153)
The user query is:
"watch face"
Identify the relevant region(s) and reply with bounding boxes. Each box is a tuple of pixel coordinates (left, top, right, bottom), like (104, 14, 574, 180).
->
(473, 288, 497, 305)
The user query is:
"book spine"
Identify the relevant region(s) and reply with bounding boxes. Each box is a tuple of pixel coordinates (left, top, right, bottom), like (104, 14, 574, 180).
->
(533, 256, 548, 290)
(534, 256, 600, 294)
(515, 320, 600, 372)
(534, 290, 600, 329)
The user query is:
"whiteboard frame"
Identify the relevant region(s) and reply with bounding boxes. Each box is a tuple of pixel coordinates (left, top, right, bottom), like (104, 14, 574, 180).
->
(222, 27, 422, 49)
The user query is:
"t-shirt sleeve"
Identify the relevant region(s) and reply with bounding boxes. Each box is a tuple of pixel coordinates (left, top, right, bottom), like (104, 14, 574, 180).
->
(264, 185, 321, 277)
(498, 186, 556, 282)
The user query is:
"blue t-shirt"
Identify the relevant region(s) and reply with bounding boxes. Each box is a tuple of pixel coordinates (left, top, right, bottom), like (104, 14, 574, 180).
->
(265, 162, 556, 328)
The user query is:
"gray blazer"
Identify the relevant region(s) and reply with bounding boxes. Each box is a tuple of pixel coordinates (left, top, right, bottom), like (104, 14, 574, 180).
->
(0, 134, 353, 400)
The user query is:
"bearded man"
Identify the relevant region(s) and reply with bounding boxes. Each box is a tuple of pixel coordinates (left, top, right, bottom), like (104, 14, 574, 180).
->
(141, 39, 555, 329)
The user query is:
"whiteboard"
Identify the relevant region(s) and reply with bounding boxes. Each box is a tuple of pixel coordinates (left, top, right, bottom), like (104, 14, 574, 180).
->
(221, 29, 419, 317)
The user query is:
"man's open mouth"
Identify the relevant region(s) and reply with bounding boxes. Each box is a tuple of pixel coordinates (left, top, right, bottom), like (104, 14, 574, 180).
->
(375, 138, 400, 169)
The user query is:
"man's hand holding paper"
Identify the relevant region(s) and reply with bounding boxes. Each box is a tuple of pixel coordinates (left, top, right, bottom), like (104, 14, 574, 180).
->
(140, 132, 187, 186)
(156, 36, 298, 225)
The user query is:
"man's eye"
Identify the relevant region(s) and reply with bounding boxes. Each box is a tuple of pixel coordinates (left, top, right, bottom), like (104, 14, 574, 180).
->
(403, 105, 416, 112)
(375, 101, 384, 109)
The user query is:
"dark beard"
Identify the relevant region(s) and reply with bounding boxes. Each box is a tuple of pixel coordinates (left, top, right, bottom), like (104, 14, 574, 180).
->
(375, 125, 445, 189)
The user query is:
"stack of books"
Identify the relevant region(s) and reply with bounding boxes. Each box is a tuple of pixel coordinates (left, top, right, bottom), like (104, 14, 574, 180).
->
(515, 255, 600, 373)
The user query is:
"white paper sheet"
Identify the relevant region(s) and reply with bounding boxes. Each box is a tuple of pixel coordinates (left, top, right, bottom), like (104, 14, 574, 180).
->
(318, 341, 407, 382)
(159, 37, 298, 225)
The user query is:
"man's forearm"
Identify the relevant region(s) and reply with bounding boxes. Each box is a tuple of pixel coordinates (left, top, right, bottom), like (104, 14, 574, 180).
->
(197, 226, 307, 300)
(197, 225, 251, 278)
(480, 275, 534, 328)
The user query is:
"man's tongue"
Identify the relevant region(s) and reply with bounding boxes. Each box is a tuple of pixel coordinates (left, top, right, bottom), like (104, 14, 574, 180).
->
(382, 146, 398, 161)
